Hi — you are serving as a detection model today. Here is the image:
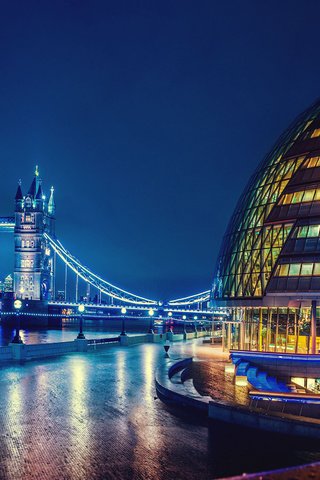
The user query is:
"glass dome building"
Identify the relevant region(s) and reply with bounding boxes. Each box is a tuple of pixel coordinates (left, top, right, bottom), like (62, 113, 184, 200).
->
(212, 99, 320, 354)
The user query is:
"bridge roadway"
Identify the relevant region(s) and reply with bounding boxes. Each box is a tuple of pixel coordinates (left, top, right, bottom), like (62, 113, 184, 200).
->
(48, 300, 226, 318)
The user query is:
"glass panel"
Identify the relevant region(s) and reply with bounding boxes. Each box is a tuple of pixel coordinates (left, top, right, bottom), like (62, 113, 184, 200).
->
(301, 264, 313, 276)
(283, 193, 293, 204)
(289, 264, 301, 276)
(314, 189, 320, 201)
(311, 128, 320, 138)
(302, 190, 315, 202)
(297, 226, 309, 238)
(279, 264, 289, 276)
(308, 225, 320, 237)
(292, 191, 304, 203)
(313, 263, 320, 275)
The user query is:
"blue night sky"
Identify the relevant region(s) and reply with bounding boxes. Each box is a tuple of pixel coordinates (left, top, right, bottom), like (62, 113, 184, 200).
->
(1, 0, 320, 301)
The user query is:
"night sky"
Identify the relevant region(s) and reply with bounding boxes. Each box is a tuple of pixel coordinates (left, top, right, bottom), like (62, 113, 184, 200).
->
(1, 1, 320, 301)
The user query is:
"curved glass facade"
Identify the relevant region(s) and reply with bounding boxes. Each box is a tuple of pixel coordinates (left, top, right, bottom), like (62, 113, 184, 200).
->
(213, 99, 320, 301)
(212, 99, 320, 354)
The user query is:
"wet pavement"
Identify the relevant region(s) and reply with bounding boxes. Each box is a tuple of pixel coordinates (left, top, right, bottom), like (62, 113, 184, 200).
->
(0, 340, 212, 480)
(0, 340, 320, 480)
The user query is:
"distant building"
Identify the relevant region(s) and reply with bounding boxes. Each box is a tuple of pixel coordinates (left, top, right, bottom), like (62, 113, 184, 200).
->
(3, 274, 13, 292)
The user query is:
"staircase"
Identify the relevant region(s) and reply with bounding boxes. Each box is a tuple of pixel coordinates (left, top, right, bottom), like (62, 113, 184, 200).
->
(235, 359, 291, 393)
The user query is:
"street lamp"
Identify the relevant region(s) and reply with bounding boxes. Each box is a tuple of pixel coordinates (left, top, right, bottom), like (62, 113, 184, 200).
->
(120, 307, 127, 336)
(167, 311, 173, 333)
(77, 304, 85, 339)
(148, 308, 155, 334)
(12, 299, 23, 344)
(194, 315, 198, 333)
(182, 315, 187, 334)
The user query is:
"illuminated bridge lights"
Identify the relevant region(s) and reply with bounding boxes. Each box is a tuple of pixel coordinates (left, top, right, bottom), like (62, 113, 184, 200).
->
(0, 216, 215, 309)
(43, 233, 215, 310)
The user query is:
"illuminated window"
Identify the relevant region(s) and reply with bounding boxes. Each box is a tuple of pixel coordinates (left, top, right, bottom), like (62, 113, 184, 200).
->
(304, 156, 320, 168)
(289, 264, 300, 276)
(297, 226, 309, 238)
(282, 189, 320, 204)
(279, 264, 289, 276)
(277, 263, 320, 276)
(282, 193, 293, 204)
(302, 190, 315, 202)
(292, 191, 303, 203)
(308, 225, 320, 237)
(311, 128, 320, 138)
(301, 264, 313, 276)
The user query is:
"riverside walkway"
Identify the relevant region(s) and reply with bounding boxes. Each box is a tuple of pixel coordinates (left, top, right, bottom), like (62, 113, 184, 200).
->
(0, 339, 319, 480)
(0, 339, 215, 480)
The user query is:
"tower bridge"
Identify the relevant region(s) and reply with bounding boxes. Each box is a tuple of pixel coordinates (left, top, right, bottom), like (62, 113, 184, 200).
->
(0, 168, 220, 322)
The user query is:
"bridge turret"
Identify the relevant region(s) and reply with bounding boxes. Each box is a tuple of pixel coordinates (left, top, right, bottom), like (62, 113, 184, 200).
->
(13, 167, 56, 302)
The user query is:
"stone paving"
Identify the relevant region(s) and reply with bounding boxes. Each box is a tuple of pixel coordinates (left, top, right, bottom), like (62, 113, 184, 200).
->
(0, 340, 215, 480)
(1, 339, 320, 480)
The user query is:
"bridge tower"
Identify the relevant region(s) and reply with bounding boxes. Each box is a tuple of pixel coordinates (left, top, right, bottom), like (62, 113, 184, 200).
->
(13, 167, 56, 301)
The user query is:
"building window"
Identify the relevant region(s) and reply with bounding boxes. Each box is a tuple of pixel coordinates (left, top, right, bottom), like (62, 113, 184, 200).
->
(277, 262, 320, 276)
(301, 264, 313, 276)
(281, 189, 320, 205)
(289, 264, 300, 276)
(296, 225, 320, 238)
(303, 156, 320, 168)
(311, 128, 320, 138)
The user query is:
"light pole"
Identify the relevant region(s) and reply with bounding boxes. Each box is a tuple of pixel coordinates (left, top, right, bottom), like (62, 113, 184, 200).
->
(77, 304, 85, 339)
(168, 311, 173, 333)
(120, 307, 127, 336)
(12, 299, 23, 344)
(194, 315, 198, 333)
(148, 308, 154, 334)
(182, 315, 187, 335)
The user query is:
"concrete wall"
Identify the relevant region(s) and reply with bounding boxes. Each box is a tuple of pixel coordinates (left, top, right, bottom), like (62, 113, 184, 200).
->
(208, 399, 320, 439)
(155, 357, 210, 414)
(0, 331, 208, 363)
(9, 340, 82, 361)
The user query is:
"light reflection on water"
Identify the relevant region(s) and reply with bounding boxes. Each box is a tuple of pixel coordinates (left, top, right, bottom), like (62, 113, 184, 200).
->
(0, 318, 148, 346)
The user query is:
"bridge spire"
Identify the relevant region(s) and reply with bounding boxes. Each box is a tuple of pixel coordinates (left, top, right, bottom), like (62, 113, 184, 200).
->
(15, 181, 23, 200)
(36, 179, 43, 200)
(48, 186, 55, 216)
(28, 166, 41, 197)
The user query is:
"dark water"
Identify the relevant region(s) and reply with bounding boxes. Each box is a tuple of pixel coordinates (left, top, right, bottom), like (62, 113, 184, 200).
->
(0, 317, 201, 346)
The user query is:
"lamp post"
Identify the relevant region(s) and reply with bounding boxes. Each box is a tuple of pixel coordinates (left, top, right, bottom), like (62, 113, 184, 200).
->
(194, 315, 198, 333)
(182, 315, 187, 335)
(77, 304, 85, 339)
(148, 308, 155, 334)
(167, 311, 173, 333)
(120, 307, 127, 336)
(12, 299, 23, 344)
